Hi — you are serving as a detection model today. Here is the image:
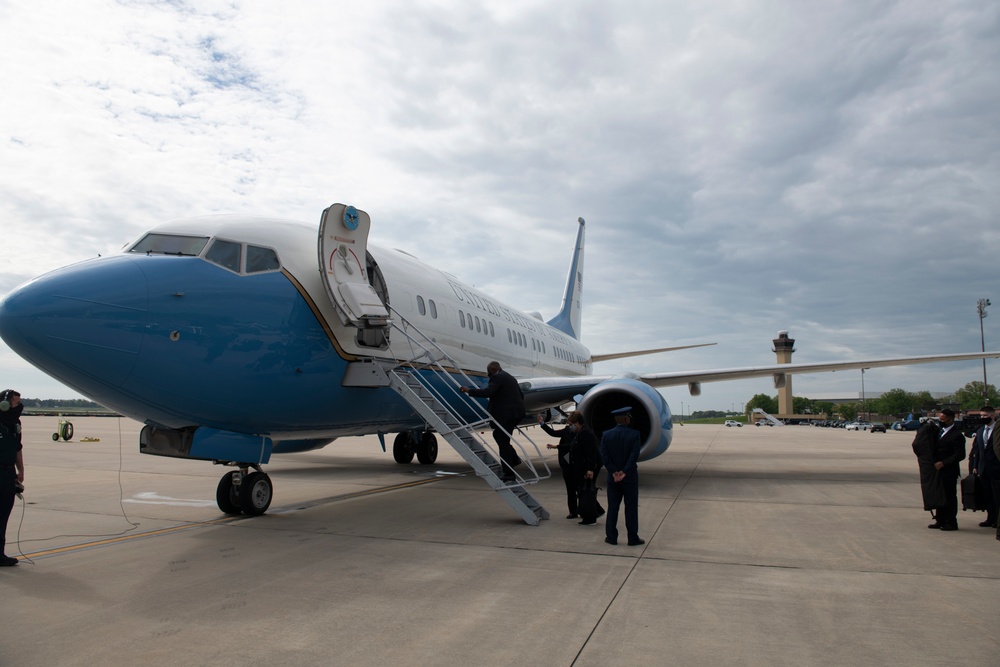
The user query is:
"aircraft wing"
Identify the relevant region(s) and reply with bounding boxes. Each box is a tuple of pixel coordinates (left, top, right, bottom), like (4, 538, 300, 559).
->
(637, 351, 1000, 388)
(519, 351, 1000, 410)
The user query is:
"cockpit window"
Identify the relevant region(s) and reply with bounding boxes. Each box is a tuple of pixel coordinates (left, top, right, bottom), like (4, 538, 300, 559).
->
(205, 239, 242, 272)
(246, 245, 280, 273)
(129, 233, 209, 256)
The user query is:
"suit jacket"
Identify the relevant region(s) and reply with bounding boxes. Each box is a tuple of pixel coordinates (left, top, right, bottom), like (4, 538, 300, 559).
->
(933, 424, 965, 477)
(466, 370, 525, 426)
(992, 425, 1000, 464)
(600, 424, 641, 481)
(969, 423, 999, 475)
(539, 421, 574, 469)
(569, 426, 601, 481)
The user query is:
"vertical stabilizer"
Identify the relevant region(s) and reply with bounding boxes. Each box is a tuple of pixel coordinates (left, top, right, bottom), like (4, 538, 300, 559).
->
(546, 218, 585, 340)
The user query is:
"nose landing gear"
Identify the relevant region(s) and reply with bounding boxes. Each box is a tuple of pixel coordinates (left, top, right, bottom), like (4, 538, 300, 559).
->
(216, 465, 273, 516)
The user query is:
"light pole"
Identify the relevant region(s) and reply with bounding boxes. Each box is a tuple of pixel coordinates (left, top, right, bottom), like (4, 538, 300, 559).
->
(861, 368, 870, 420)
(979, 298, 991, 404)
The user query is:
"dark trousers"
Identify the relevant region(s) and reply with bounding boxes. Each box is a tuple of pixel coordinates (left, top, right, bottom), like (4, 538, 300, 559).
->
(559, 464, 578, 515)
(981, 469, 997, 525)
(937, 469, 959, 526)
(992, 477, 1000, 537)
(0, 468, 15, 556)
(605, 477, 639, 543)
(492, 420, 520, 476)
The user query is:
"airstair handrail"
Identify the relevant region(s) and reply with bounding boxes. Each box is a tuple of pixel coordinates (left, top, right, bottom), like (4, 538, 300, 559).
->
(383, 305, 551, 483)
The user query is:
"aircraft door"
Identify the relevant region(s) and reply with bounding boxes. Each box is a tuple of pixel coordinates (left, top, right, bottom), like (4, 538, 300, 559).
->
(318, 204, 390, 329)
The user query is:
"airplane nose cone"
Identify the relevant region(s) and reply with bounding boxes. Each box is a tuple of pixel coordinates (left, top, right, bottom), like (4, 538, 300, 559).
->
(0, 256, 148, 391)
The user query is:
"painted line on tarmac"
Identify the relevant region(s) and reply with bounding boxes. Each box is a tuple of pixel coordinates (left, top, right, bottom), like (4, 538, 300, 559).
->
(19, 517, 240, 561)
(18, 474, 465, 561)
(268, 472, 465, 514)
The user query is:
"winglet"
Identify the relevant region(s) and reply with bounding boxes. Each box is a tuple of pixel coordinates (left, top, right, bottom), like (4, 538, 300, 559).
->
(546, 217, 585, 340)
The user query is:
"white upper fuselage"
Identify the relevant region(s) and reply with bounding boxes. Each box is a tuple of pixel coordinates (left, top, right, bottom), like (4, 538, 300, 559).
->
(148, 215, 592, 378)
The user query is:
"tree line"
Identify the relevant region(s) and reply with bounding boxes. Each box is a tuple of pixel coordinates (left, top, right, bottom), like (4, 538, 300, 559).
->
(744, 380, 999, 420)
(19, 397, 106, 409)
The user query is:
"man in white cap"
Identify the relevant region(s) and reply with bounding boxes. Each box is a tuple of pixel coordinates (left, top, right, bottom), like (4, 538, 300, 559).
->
(600, 406, 644, 546)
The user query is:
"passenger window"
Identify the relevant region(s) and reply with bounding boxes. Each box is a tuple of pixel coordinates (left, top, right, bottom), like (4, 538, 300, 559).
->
(460, 311, 466, 328)
(475, 316, 481, 333)
(507, 329, 512, 343)
(205, 239, 241, 272)
(246, 245, 280, 273)
(489, 322, 495, 337)
(417, 296, 426, 316)
(429, 300, 438, 319)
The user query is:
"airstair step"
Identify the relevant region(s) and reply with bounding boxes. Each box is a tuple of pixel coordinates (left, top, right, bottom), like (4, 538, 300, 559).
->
(387, 362, 548, 526)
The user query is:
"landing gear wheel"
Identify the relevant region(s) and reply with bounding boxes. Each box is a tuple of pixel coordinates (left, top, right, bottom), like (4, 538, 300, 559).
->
(393, 431, 416, 463)
(239, 472, 272, 516)
(216, 473, 242, 515)
(61, 422, 74, 441)
(417, 431, 438, 464)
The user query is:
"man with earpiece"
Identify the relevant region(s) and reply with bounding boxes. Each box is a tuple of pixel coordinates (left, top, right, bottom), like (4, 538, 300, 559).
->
(0, 389, 25, 566)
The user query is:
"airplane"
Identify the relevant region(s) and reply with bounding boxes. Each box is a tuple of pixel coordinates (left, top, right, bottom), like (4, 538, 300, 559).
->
(1, 203, 998, 522)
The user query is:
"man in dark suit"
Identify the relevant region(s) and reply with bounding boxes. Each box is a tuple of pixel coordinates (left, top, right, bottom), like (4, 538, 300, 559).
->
(968, 405, 997, 528)
(461, 361, 525, 482)
(929, 408, 966, 531)
(600, 406, 644, 546)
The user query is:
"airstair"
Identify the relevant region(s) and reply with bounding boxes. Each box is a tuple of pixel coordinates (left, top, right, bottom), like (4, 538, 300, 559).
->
(346, 309, 551, 525)
(319, 203, 549, 524)
(751, 408, 785, 426)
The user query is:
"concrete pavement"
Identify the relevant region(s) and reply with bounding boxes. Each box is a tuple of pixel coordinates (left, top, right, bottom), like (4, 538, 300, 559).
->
(2, 417, 998, 666)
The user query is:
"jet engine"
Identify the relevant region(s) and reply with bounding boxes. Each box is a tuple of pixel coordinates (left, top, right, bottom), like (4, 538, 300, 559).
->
(577, 378, 673, 461)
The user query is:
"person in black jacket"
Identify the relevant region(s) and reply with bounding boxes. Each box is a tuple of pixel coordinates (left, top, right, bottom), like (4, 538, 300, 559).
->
(461, 361, 525, 481)
(538, 414, 579, 518)
(566, 411, 603, 525)
(968, 405, 997, 528)
(0, 389, 25, 566)
(928, 409, 966, 531)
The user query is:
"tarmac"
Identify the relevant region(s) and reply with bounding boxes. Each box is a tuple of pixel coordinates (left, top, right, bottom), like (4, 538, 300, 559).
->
(2, 417, 999, 667)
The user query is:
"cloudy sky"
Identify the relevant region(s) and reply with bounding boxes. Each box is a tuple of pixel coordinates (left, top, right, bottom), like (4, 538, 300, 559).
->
(1, 0, 998, 414)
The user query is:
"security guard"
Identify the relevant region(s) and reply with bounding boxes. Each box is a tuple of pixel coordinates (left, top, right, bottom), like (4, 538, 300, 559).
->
(0, 389, 25, 566)
(600, 406, 644, 546)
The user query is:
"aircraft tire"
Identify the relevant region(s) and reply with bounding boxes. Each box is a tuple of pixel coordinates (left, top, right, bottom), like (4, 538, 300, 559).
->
(216, 473, 242, 515)
(61, 422, 74, 441)
(393, 432, 415, 464)
(417, 432, 438, 465)
(239, 472, 272, 516)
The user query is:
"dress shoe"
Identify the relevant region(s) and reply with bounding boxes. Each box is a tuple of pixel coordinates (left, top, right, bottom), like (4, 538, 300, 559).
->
(927, 522, 943, 529)
(0, 555, 18, 566)
(628, 538, 646, 546)
(566, 514, 579, 520)
(604, 537, 617, 545)
(939, 524, 958, 531)
(979, 520, 995, 528)
(579, 520, 596, 525)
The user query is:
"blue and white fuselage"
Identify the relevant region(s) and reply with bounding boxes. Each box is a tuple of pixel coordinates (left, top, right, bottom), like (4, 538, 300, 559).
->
(0, 214, 592, 449)
(3, 205, 998, 518)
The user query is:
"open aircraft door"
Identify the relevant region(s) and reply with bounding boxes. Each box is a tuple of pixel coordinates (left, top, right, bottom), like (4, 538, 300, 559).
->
(318, 204, 391, 329)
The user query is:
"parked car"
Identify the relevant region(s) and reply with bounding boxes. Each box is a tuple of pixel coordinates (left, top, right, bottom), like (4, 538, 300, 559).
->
(755, 419, 773, 427)
(870, 423, 887, 433)
(845, 421, 873, 431)
(724, 420, 743, 427)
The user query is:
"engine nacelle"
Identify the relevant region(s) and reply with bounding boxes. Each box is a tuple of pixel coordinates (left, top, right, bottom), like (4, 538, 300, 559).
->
(576, 378, 673, 461)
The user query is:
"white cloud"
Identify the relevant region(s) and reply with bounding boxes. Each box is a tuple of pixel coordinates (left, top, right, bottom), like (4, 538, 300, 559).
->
(0, 0, 997, 408)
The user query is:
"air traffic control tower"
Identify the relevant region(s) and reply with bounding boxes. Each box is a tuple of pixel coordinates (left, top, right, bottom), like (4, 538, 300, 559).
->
(773, 331, 795, 416)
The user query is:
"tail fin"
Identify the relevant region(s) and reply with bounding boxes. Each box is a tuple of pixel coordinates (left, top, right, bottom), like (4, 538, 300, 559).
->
(546, 217, 585, 340)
